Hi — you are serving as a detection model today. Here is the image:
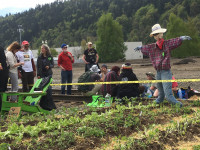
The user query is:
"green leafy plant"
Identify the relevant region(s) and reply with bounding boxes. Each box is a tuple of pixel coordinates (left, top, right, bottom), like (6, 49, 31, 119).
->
(77, 126, 105, 137)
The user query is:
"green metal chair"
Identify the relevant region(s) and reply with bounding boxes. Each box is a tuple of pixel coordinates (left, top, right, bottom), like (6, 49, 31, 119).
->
(0, 77, 53, 118)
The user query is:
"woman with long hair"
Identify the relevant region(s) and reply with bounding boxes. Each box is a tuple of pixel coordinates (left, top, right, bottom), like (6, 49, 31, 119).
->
(6, 41, 24, 101)
(37, 44, 54, 78)
(37, 44, 56, 110)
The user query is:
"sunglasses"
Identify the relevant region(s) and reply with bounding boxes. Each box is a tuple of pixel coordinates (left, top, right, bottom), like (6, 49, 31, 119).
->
(63, 47, 67, 49)
(153, 33, 159, 36)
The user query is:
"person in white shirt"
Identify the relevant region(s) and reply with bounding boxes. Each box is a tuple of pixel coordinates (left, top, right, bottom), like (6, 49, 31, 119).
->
(16, 40, 36, 92)
(6, 41, 24, 101)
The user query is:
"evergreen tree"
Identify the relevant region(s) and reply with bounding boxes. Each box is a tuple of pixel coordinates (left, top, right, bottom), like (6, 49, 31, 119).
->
(96, 13, 126, 62)
(166, 13, 200, 58)
(50, 48, 58, 57)
(128, 4, 158, 44)
(81, 39, 87, 54)
(116, 14, 132, 41)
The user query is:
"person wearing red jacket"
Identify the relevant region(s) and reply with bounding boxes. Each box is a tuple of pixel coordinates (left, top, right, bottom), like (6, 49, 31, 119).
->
(58, 44, 74, 95)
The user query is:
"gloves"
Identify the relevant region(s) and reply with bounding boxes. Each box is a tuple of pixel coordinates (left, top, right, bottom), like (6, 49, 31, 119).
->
(180, 36, 192, 41)
(134, 46, 142, 51)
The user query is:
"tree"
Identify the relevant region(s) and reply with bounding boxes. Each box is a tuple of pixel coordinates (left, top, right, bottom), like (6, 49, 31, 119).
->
(50, 48, 58, 57)
(116, 14, 132, 41)
(81, 39, 87, 54)
(96, 13, 127, 62)
(166, 13, 200, 58)
(128, 4, 158, 44)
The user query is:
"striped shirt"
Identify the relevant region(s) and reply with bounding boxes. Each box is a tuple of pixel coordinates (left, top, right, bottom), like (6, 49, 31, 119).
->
(141, 37, 182, 70)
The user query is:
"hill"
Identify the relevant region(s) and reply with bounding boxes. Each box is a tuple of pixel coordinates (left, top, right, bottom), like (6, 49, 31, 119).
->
(0, 0, 200, 49)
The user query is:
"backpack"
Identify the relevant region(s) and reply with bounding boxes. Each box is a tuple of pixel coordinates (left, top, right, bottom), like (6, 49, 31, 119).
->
(78, 71, 95, 92)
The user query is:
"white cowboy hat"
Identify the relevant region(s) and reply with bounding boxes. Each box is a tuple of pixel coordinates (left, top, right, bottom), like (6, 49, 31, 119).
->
(88, 41, 92, 45)
(90, 65, 100, 73)
(149, 24, 167, 37)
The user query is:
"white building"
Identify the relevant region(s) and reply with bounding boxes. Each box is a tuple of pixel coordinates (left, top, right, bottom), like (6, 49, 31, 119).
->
(124, 42, 143, 60)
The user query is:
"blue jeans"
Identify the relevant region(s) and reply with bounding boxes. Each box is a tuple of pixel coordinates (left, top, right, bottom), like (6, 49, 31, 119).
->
(61, 70, 72, 95)
(155, 70, 182, 106)
(9, 72, 18, 101)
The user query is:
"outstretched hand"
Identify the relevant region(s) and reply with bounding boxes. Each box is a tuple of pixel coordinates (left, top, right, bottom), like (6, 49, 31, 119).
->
(134, 46, 142, 52)
(180, 36, 192, 41)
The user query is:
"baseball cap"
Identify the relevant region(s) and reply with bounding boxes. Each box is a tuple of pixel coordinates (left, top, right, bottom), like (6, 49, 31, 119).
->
(61, 43, 67, 48)
(22, 40, 29, 45)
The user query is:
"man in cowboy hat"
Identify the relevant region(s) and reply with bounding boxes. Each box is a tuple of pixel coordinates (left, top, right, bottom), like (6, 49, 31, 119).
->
(134, 24, 192, 107)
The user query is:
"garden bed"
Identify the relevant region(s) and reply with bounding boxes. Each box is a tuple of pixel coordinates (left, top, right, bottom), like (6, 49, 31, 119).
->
(0, 98, 200, 150)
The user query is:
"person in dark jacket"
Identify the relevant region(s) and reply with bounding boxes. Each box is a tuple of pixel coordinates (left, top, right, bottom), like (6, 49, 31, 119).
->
(101, 66, 120, 97)
(37, 44, 54, 78)
(0, 45, 9, 110)
(117, 63, 140, 99)
(36, 44, 56, 110)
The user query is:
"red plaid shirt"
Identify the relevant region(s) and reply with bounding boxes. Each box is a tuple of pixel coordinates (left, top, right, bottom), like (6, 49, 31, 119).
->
(141, 37, 182, 70)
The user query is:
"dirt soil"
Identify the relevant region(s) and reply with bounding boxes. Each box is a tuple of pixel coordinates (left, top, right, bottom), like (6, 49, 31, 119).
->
(52, 57, 200, 91)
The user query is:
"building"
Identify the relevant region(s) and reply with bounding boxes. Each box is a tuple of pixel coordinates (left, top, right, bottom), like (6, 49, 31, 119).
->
(124, 42, 143, 60)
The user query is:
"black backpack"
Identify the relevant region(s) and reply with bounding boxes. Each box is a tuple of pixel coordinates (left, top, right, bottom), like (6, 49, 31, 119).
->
(78, 71, 95, 92)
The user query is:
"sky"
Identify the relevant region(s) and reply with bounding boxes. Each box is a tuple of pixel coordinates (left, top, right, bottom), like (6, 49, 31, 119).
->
(0, 0, 57, 16)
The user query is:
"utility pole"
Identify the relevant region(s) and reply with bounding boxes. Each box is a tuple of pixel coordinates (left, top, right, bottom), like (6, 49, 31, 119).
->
(17, 25, 24, 44)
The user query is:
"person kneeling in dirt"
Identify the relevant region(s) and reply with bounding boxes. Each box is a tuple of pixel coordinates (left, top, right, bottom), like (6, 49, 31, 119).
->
(78, 65, 101, 96)
(117, 63, 140, 101)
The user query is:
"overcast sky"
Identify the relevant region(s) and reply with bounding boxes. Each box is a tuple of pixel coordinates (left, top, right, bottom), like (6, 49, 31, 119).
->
(0, 0, 57, 16)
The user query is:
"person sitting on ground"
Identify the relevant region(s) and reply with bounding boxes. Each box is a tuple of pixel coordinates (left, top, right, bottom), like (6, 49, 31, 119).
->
(117, 63, 140, 99)
(99, 64, 110, 82)
(101, 66, 120, 97)
(154, 76, 178, 97)
(144, 72, 157, 97)
(172, 76, 178, 94)
(78, 65, 101, 96)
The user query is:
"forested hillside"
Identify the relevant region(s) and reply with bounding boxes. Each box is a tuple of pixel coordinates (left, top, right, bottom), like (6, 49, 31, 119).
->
(0, 0, 200, 49)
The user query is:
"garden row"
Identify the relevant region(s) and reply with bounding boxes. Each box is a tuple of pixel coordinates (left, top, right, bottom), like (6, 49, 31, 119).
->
(0, 98, 200, 150)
